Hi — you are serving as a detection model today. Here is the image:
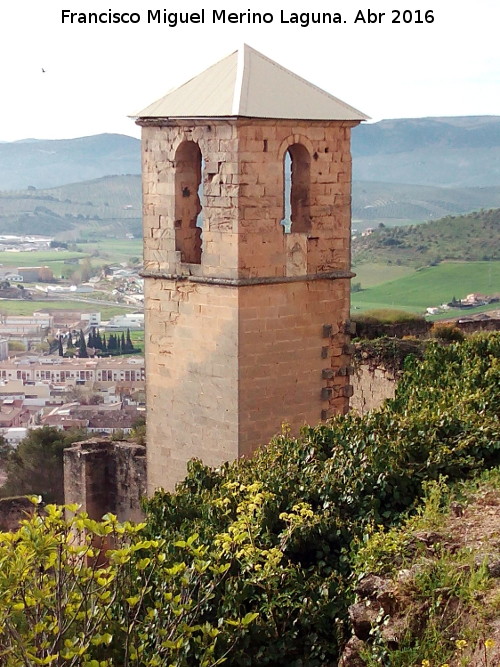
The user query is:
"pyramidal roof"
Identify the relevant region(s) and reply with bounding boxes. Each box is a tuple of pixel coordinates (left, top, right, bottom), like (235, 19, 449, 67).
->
(134, 44, 368, 121)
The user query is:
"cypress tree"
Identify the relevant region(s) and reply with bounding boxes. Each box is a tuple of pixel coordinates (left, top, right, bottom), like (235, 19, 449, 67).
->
(126, 328, 134, 353)
(95, 329, 103, 350)
(78, 329, 88, 358)
(58, 337, 64, 357)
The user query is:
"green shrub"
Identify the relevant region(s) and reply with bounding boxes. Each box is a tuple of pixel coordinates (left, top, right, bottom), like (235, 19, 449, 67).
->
(7, 340, 25, 352)
(143, 333, 500, 665)
(0, 497, 264, 666)
(0, 426, 86, 503)
(0, 334, 497, 665)
(431, 323, 465, 342)
(352, 309, 425, 325)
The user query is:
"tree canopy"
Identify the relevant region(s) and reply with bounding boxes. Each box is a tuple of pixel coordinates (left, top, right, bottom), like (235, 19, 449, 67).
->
(0, 426, 86, 504)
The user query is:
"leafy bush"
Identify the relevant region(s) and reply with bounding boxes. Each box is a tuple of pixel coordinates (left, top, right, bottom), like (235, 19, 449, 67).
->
(431, 322, 465, 342)
(0, 334, 498, 665)
(0, 491, 308, 666)
(143, 333, 500, 665)
(352, 309, 425, 325)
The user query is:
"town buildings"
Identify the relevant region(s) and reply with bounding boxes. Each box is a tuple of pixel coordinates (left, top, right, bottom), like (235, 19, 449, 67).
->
(0, 355, 145, 445)
(0, 355, 145, 384)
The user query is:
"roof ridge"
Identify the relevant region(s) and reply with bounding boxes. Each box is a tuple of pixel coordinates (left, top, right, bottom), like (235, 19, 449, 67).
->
(232, 45, 245, 115)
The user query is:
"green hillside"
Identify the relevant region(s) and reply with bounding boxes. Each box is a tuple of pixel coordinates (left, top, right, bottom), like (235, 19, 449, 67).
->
(0, 117, 499, 236)
(75, 239, 143, 263)
(350, 262, 414, 287)
(4, 175, 500, 241)
(353, 208, 500, 266)
(351, 261, 500, 314)
(0, 249, 91, 280)
(5, 174, 499, 238)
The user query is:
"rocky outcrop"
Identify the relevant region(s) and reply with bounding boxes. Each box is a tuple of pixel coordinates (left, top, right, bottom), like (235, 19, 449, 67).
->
(340, 484, 500, 666)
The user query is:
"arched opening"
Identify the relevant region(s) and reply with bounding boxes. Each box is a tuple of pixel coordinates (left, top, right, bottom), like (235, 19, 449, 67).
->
(282, 143, 311, 234)
(174, 141, 203, 264)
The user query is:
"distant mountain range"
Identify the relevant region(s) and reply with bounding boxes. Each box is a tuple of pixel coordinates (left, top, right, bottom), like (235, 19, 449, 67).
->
(0, 134, 140, 190)
(0, 117, 499, 231)
(352, 116, 500, 188)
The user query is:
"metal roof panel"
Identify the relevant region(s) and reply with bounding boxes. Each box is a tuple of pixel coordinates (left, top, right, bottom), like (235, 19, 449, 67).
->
(134, 45, 368, 121)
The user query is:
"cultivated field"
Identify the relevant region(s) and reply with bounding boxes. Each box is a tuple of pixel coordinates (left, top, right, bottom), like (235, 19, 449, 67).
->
(75, 239, 143, 264)
(0, 239, 143, 279)
(351, 262, 415, 288)
(351, 261, 500, 314)
(0, 299, 134, 319)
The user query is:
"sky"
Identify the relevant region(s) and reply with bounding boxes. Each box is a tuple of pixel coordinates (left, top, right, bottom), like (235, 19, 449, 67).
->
(0, 0, 498, 141)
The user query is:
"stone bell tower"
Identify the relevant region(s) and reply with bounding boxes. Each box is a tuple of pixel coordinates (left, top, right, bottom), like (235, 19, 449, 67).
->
(135, 45, 367, 493)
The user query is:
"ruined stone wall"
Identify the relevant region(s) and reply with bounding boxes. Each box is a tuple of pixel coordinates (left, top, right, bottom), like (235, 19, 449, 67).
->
(64, 439, 146, 522)
(141, 117, 356, 493)
(0, 496, 37, 532)
(456, 317, 500, 334)
(353, 317, 500, 341)
(350, 364, 398, 415)
(113, 441, 148, 523)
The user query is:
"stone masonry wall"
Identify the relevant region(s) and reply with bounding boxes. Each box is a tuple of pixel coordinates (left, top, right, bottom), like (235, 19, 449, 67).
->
(141, 117, 357, 493)
(64, 439, 146, 522)
(145, 279, 239, 492)
(350, 364, 398, 415)
(235, 120, 353, 278)
(142, 118, 354, 280)
(238, 280, 352, 455)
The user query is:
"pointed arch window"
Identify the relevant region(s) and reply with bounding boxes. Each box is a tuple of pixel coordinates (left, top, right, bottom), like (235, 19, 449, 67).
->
(282, 143, 311, 233)
(174, 141, 203, 264)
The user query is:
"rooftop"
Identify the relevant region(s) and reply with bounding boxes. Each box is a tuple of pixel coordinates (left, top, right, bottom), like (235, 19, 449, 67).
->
(3, 356, 144, 369)
(134, 44, 368, 122)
